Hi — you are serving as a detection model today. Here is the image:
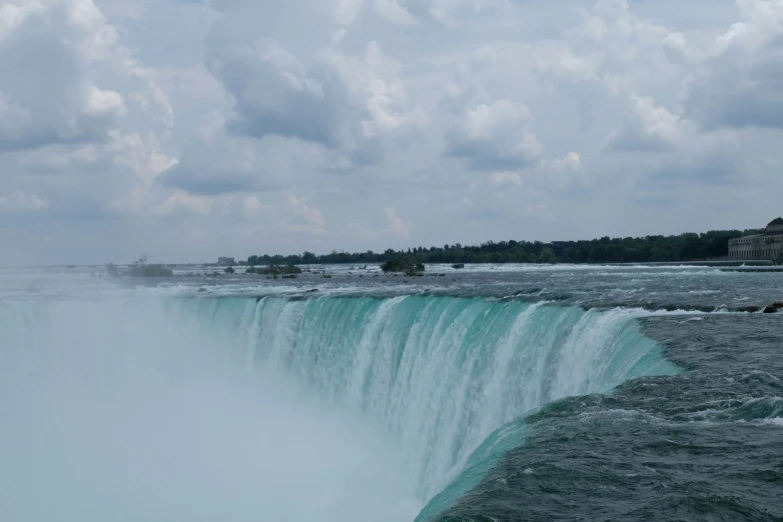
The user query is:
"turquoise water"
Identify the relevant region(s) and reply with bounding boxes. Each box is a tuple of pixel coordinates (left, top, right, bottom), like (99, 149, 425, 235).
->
(165, 295, 680, 505)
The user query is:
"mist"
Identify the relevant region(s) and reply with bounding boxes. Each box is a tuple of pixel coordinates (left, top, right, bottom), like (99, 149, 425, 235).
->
(0, 295, 421, 522)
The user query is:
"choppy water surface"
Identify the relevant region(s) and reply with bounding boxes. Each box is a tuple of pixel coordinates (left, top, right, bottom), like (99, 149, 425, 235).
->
(0, 264, 780, 521)
(433, 314, 783, 521)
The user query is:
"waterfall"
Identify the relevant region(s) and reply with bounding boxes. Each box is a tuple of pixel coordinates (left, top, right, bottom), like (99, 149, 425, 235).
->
(0, 294, 678, 521)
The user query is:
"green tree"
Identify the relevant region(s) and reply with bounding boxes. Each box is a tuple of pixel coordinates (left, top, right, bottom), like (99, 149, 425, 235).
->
(538, 247, 556, 264)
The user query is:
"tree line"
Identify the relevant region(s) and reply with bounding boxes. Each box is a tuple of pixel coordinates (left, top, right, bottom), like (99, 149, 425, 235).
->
(243, 228, 762, 266)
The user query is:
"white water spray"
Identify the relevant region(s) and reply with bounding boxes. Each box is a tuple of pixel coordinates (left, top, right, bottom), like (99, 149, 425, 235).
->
(0, 297, 421, 522)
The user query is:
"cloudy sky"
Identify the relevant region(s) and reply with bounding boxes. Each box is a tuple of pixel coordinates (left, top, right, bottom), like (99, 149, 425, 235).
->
(1, 0, 782, 264)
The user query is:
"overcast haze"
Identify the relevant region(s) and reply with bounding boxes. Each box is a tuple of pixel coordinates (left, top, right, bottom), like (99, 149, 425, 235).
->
(1, 0, 781, 265)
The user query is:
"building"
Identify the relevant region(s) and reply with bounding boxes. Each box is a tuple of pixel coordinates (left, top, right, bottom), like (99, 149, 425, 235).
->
(218, 257, 235, 266)
(728, 219, 783, 260)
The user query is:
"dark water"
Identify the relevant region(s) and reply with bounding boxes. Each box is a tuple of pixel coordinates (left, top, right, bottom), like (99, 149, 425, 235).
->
(95, 263, 783, 312)
(436, 313, 783, 521)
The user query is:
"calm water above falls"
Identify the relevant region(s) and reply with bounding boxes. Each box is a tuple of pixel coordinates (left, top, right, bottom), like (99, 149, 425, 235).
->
(0, 265, 780, 522)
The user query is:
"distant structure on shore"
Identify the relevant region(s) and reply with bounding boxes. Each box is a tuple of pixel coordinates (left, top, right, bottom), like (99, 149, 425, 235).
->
(218, 257, 235, 266)
(728, 218, 783, 260)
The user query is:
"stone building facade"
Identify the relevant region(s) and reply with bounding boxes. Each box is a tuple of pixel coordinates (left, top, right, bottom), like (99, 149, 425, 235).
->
(728, 222, 783, 260)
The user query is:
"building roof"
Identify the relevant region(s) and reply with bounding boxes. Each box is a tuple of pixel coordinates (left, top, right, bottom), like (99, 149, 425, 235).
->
(767, 224, 783, 234)
(730, 220, 783, 242)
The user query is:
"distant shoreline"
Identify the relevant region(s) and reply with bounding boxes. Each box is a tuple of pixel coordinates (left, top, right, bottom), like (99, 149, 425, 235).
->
(2, 259, 780, 270)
